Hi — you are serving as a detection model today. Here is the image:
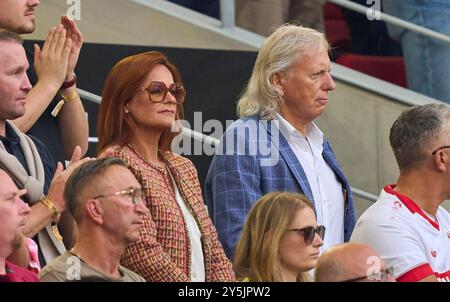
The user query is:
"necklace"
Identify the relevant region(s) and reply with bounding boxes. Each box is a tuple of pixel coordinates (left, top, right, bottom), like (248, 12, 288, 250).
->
(127, 143, 166, 170)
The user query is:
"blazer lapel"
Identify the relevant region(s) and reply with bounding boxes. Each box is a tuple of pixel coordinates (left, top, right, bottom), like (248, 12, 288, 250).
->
(163, 153, 199, 210)
(163, 153, 209, 238)
(322, 144, 347, 190)
(265, 120, 315, 205)
(322, 143, 351, 215)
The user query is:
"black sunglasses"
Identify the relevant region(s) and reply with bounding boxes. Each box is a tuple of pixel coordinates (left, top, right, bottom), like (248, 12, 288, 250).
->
(286, 225, 326, 245)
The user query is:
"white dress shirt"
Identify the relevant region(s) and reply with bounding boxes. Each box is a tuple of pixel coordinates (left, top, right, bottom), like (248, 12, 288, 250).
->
(275, 113, 345, 251)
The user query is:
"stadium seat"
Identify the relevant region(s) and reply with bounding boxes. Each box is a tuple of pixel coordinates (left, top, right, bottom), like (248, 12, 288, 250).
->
(336, 54, 407, 88)
(323, 2, 351, 54)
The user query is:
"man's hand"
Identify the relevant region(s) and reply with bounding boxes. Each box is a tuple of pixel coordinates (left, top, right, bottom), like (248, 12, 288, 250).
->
(98, 147, 115, 159)
(46, 145, 92, 212)
(61, 16, 83, 82)
(33, 25, 72, 91)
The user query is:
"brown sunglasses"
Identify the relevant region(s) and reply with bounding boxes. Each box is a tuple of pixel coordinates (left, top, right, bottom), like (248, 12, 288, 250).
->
(141, 81, 186, 104)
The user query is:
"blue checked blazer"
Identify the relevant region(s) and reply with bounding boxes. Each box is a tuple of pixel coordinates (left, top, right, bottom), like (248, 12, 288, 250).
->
(205, 115, 356, 259)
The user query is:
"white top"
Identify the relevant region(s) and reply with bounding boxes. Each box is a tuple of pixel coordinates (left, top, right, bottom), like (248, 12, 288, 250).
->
(275, 113, 345, 251)
(351, 185, 450, 282)
(167, 169, 205, 282)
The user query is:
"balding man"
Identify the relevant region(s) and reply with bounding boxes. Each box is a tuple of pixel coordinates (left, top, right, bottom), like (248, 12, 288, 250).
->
(315, 243, 395, 282)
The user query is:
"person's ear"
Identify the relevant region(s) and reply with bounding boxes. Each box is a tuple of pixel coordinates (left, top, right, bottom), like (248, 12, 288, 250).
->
(271, 72, 285, 99)
(433, 150, 448, 172)
(86, 199, 104, 224)
(124, 103, 130, 114)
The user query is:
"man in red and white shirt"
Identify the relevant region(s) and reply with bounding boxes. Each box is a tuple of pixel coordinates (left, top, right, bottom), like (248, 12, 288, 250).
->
(351, 104, 450, 282)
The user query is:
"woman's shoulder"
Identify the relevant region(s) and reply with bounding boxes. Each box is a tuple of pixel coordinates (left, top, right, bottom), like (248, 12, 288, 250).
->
(99, 145, 146, 172)
(99, 144, 122, 156)
(163, 151, 195, 167)
(163, 151, 200, 180)
(100, 144, 133, 160)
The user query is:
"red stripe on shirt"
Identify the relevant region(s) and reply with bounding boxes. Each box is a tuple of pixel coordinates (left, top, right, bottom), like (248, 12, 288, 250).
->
(396, 263, 434, 282)
(436, 270, 450, 282)
(384, 185, 440, 230)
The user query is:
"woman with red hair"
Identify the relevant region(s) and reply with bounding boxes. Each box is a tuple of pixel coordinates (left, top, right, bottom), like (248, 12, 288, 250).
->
(97, 51, 234, 282)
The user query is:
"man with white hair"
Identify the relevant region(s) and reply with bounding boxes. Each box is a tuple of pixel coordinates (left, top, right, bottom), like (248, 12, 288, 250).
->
(205, 24, 355, 259)
(351, 104, 450, 282)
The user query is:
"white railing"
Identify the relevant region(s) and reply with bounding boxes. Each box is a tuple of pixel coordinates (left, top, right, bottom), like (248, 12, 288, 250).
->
(78, 88, 378, 203)
(328, 0, 450, 45)
(78, 88, 100, 104)
(216, 0, 450, 45)
(219, 0, 235, 28)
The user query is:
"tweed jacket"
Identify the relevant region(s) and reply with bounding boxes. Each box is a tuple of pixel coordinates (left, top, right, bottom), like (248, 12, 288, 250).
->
(109, 145, 235, 282)
(205, 115, 356, 259)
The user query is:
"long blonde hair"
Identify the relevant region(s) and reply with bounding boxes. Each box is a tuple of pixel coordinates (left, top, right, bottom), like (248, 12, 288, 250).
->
(233, 192, 314, 282)
(236, 24, 330, 120)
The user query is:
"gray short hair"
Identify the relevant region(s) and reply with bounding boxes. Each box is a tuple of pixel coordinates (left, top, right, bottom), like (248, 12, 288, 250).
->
(314, 257, 350, 282)
(0, 30, 23, 44)
(236, 24, 330, 120)
(64, 157, 127, 223)
(390, 104, 450, 171)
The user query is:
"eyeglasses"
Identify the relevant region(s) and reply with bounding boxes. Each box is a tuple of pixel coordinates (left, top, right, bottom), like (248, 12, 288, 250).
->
(431, 145, 450, 155)
(94, 187, 145, 205)
(286, 225, 326, 245)
(141, 81, 186, 104)
(341, 266, 394, 282)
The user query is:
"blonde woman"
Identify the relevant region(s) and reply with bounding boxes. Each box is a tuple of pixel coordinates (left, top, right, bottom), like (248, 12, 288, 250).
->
(234, 192, 324, 282)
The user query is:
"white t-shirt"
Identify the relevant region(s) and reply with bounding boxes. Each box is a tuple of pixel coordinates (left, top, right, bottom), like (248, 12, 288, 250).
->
(351, 185, 450, 282)
(275, 113, 345, 251)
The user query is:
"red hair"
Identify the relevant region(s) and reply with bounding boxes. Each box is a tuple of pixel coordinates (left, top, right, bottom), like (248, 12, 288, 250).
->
(97, 51, 184, 154)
